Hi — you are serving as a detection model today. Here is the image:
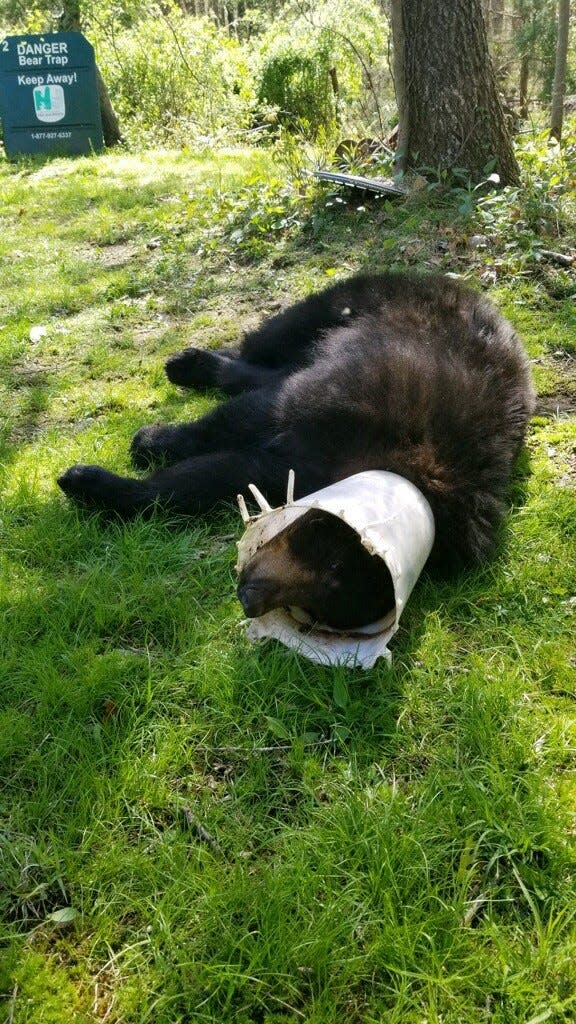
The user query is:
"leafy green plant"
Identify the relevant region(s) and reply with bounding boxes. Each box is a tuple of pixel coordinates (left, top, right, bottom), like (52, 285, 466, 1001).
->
(195, 175, 310, 260)
(93, 11, 256, 145)
(257, 45, 337, 135)
(254, 0, 390, 139)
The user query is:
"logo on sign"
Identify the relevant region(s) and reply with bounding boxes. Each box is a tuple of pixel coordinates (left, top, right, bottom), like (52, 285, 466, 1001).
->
(33, 84, 65, 122)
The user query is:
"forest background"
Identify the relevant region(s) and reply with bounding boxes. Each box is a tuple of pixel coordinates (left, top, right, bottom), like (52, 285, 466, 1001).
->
(1, 0, 575, 154)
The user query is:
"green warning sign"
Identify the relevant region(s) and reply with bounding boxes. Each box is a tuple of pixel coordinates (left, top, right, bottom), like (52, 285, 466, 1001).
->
(0, 32, 104, 158)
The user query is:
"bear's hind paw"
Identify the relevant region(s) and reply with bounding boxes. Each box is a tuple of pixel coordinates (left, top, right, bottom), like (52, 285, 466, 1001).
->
(165, 347, 227, 390)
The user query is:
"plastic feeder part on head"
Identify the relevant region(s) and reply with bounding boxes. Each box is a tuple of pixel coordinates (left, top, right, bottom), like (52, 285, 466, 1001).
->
(236, 470, 435, 669)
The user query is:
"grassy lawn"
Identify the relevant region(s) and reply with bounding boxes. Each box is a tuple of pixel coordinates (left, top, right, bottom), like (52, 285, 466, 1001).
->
(1, 146, 576, 1023)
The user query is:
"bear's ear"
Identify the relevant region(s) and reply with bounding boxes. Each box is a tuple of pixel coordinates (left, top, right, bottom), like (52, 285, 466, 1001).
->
(305, 511, 329, 527)
(292, 510, 330, 534)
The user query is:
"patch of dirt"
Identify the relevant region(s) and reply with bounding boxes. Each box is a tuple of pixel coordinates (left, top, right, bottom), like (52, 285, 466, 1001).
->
(535, 353, 576, 419)
(96, 242, 139, 268)
(29, 161, 78, 182)
(536, 389, 576, 418)
(133, 319, 171, 347)
(545, 442, 576, 487)
(9, 363, 50, 388)
(560, 450, 576, 486)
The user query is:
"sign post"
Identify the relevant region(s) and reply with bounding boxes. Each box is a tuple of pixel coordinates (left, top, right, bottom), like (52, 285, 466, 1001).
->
(0, 32, 104, 158)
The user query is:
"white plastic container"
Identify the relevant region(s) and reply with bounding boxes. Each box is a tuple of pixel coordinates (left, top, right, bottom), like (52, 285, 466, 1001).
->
(236, 470, 435, 669)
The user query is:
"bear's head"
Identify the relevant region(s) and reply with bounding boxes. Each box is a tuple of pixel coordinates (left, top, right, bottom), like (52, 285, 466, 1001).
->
(237, 509, 395, 630)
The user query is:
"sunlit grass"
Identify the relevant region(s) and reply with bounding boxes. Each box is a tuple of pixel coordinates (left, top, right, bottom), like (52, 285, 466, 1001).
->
(1, 146, 575, 1023)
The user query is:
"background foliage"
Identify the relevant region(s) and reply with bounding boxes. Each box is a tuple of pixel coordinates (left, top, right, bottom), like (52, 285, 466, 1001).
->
(3, 0, 573, 149)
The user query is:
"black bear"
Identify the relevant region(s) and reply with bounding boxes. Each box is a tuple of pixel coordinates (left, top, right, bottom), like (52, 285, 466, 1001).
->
(58, 271, 534, 578)
(237, 508, 396, 629)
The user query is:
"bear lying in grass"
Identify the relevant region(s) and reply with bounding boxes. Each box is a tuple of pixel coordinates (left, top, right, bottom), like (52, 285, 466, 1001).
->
(59, 271, 534, 628)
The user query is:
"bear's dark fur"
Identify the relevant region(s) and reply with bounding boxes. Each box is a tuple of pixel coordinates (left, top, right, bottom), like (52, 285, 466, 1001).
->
(237, 509, 396, 629)
(58, 271, 534, 573)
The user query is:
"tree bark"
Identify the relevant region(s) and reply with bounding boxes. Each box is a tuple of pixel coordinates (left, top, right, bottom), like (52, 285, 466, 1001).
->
(399, 0, 520, 184)
(95, 66, 124, 147)
(550, 0, 571, 141)
(519, 52, 530, 119)
(390, 0, 409, 173)
(58, 0, 81, 31)
(59, 0, 123, 146)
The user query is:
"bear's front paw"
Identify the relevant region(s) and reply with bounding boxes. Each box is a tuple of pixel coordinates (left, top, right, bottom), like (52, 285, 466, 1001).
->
(130, 425, 167, 469)
(57, 464, 113, 506)
(165, 347, 223, 389)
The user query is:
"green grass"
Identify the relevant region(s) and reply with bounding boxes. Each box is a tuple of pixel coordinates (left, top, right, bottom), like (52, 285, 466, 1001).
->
(1, 145, 576, 1024)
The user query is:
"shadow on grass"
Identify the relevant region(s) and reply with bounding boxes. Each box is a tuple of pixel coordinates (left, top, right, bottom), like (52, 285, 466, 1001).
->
(0, 449, 556, 942)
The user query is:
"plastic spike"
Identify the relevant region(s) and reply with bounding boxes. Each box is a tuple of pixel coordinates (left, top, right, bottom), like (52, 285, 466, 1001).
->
(237, 492, 250, 524)
(248, 482, 272, 512)
(286, 468, 295, 505)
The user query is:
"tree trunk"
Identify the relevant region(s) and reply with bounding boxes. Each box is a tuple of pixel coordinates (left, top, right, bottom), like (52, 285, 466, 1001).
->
(390, 0, 409, 173)
(58, 0, 81, 30)
(95, 66, 124, 147)
(399, 0, 520, 184)
(519, 52, 530, 118)
(59, 0, 122, 146)
(550, 0, 571, 141)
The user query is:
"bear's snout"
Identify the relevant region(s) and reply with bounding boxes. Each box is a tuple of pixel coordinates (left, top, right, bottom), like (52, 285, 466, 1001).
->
(237, 575, 282, 618)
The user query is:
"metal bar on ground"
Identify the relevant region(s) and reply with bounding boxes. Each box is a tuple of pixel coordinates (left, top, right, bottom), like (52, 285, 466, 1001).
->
(311, 169, 408, 196)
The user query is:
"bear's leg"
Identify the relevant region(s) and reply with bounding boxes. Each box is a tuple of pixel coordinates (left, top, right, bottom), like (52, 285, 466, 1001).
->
(240, 285, 360, 367)
(58, 449, 290, 519)
(165, 347, 284, 395)
(167, 292, 356, 389)
(131, 388, 278, 469)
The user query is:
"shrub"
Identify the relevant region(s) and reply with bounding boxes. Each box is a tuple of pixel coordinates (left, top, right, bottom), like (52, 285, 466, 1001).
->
(93, 12, 256, 145)
(257, 43, 337, 136)
(254, 0, 390, 139)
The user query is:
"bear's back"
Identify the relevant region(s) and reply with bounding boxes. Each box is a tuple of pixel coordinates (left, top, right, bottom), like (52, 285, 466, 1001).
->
(275, 273, 534, 570)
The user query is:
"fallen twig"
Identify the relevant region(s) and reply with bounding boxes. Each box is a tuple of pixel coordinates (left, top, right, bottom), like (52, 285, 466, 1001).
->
(538, 249, 574, 267)
(462, 894, 487, 927)
(180, 805, 224, 857)
(6, 984, 18, 1024)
